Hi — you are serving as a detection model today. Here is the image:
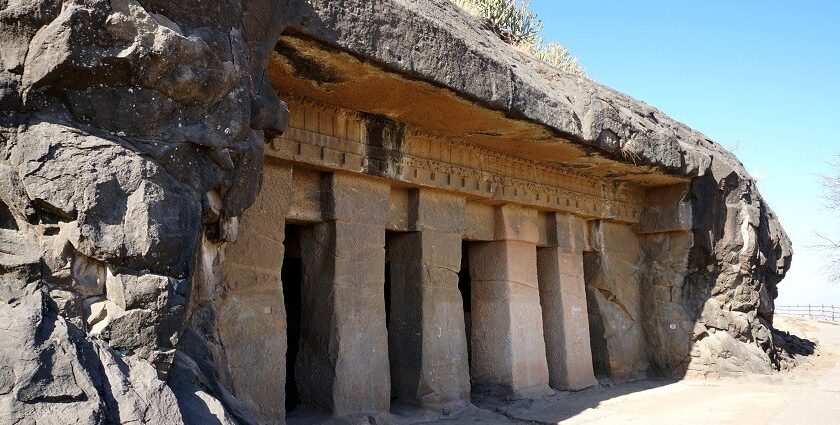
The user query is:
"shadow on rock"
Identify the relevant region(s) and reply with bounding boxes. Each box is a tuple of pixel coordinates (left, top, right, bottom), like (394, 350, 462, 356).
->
(773, 327, 818, 365)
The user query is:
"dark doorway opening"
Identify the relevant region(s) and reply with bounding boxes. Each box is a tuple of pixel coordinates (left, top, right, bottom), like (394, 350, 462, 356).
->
(383, 231, 398, 402)
(583, 251, 610, 378)
(282, 224, 304, 414)
(384, 256, 392, 332)
(457, 241, 472, 368)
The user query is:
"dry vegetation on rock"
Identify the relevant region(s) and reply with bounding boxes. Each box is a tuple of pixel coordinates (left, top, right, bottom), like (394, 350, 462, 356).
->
(452, 0, 586, 77)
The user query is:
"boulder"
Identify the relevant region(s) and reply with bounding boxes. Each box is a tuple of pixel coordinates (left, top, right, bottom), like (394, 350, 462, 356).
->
(1, 0, 290, 422)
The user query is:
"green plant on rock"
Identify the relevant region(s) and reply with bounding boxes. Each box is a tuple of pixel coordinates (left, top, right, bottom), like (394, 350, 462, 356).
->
(452, 0, 587, 77)
(452, 0, 542, 45)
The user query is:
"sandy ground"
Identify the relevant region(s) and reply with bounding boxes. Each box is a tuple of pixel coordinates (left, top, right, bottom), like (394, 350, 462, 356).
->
(403, 315, 840, 425)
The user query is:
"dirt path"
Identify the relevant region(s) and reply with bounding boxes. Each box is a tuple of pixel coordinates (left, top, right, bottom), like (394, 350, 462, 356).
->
(408, 315, 840, 425)
(770, 317, 840, 424)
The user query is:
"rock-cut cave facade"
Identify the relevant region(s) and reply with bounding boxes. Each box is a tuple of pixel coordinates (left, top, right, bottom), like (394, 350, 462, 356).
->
(0, 1, 792, 424)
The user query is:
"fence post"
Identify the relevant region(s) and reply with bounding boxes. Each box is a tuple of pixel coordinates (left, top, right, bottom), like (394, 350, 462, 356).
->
(808, 304, 811, 318)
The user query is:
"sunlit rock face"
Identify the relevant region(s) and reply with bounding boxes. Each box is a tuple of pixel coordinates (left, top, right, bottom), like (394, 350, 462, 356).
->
(1, 0, 288, 423)
(0, 0, 791, 423)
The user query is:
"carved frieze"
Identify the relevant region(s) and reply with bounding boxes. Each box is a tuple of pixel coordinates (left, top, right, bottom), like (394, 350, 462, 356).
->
(267, 98, 646, 223)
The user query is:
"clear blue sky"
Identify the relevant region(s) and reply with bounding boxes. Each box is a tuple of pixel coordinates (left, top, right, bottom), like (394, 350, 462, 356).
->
(531, 1, 840, 306)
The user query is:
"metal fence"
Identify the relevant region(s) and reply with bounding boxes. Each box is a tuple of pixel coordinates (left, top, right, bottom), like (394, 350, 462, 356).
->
(776, 305, 839, 322)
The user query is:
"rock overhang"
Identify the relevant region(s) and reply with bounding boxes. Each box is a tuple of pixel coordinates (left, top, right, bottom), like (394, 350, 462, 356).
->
(275, 0, 749, 188)
(0, 0, 799, 423)
(268, 33, 688, 190)
(267, 1, 794, 379)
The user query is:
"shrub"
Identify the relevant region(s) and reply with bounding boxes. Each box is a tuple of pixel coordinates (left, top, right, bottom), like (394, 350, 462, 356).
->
(453, 0, 542, 45)
(452, 0, 587, 77)
(521, 40, 586, 77)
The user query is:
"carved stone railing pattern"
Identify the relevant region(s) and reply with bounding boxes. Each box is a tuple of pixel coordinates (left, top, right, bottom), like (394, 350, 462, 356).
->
(267, 98, 647, 223)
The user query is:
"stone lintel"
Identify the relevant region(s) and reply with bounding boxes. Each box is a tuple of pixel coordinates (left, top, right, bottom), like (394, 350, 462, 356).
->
(468, 240, 550, 394)
(493, 205, 540, 243)
(388, 187, 411, 231)
(288, 167, 323, 223)
(408, 189, 466, 234)
(323, 172, 391, 226)
(465, 201, 494, 241)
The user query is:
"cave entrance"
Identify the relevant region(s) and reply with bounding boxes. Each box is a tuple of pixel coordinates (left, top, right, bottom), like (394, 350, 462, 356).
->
(282, 224, 304, 414)
(385, 235, 393, 334)
(583, 251, 610, 379)
(458, 241, 473, 370)
(384, 232, 397, 403)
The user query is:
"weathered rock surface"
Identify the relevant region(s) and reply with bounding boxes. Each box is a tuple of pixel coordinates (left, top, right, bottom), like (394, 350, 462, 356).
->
(0, 0, 792, 424)
(1, 0, 289, 422)
(287, 0, 792, 378)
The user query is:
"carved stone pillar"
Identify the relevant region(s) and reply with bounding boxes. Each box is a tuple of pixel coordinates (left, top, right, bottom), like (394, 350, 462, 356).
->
(468, 205, 550, 395)
(585, 220, 647, 381)
(296, 173, 391, 417)
(388, 190, 470, 411)
(537, 213, 597, 390)
(218, 164, 292, 422)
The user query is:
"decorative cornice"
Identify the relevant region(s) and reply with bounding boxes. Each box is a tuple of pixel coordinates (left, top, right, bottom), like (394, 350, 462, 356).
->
(267, 98, 645, 223)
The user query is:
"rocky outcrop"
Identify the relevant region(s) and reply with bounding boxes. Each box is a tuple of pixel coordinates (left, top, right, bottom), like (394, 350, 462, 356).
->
(1, 0, 289, 422)
(288, 0, 793, 377)
(1, 0, 792, 424)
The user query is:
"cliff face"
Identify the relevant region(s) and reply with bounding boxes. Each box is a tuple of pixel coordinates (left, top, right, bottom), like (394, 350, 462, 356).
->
(1, 0, 289, 422)
(0, 0, 791, 424)
(288, 0, 793, 377)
